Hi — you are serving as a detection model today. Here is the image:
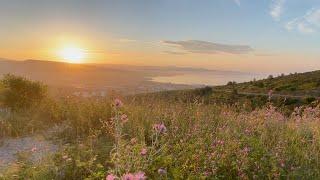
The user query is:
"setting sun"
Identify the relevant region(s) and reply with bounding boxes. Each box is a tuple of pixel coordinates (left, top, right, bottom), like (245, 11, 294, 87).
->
(58, 46, 86, 63)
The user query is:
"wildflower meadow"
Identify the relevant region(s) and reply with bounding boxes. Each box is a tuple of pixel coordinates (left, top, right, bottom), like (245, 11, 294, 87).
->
(1, 76, 320, 179)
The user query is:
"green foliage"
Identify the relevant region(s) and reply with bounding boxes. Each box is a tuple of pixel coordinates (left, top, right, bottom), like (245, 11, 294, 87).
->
(194, 86, 213, 97)
(0, 75, 68, 136)
(227, 81, 237, 86)
(1, 74, 47, 111)
(52, 143, 107, 180)
(305, 96, 316, 104)
(55, 97, 112, 140)
(253, 81, 264, 88)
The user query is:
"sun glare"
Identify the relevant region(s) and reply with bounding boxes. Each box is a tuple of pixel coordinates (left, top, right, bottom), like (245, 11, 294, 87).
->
(59, 46, 86, 63)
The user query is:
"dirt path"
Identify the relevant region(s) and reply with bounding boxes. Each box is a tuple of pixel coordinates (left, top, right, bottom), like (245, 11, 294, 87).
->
(213, 89, 320, 99)
(0, 131, 59, 173)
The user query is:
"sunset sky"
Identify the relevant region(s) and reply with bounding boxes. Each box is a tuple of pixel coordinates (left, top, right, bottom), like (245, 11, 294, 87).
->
(1, 0, 320, 73)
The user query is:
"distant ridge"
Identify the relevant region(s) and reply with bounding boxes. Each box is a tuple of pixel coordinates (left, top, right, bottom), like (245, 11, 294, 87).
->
(0, 58, 251, 75)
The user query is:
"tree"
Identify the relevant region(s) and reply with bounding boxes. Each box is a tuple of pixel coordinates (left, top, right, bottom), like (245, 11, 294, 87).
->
(227, 81, 237, 86)
(267, 75, 274, 80)
(196, 86, 213, 96)
(1, 74, 47, 111)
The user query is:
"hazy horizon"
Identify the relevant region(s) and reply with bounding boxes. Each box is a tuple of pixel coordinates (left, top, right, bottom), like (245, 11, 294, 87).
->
(0, 58, 270, 91)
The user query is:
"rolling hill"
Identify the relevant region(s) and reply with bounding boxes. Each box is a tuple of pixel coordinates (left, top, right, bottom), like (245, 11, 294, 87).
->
(216, 70, 320, 97)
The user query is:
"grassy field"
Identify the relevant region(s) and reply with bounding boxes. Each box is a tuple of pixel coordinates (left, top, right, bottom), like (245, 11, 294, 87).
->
(1, 74, 320, 179)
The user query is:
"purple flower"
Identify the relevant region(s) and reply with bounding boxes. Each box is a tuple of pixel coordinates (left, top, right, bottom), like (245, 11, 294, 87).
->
(203, 171, 210, 177)
(114, 98, 123, 108)
(153, 123, 167, 134)
(242, 147, 250, 154)
(158, 168, 167, 175)
(268, 89, 273, 100)
(134, 171, 146, 180)
(140, 148, 147, 156)
(31, 147, 37, 152)
(122, 173, 134, 180)
(106, 174, 117, 180)
(121, 114, 129, 123)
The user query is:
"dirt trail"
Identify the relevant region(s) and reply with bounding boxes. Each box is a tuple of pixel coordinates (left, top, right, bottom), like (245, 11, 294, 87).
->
(0, 129, 60, 173)
(213, 89, 320, 99)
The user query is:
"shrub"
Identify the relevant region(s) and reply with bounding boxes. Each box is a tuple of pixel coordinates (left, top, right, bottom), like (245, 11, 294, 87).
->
(1, 74, 47, 111)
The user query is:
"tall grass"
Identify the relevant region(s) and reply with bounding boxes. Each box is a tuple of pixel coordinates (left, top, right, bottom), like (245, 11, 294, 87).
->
(2, 94, 320, 179)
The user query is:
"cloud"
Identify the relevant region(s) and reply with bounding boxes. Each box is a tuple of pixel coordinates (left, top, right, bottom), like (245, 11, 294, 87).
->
(162, 40, 253, 54)
(305, 8, 320, 27)
(163, 51, 188, 55)
(285, 8, 320, 34)
(234, 0, 240, 6)
(297, 23, 315, 34)
(270, 0, 286, 21)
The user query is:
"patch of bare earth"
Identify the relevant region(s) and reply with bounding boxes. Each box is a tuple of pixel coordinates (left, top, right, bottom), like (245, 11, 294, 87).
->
(0, 128, 60, 173)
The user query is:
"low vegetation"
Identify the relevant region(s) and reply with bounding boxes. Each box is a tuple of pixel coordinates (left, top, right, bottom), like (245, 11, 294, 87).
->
(1, 74, 320, 179)
(220, 70, 320, 96)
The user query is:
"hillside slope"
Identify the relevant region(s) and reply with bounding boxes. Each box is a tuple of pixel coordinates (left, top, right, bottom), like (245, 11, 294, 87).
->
(216, 70, 320, 97)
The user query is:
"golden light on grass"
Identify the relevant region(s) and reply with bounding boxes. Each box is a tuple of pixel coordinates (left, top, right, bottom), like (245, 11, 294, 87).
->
(58, 45, 86, 63)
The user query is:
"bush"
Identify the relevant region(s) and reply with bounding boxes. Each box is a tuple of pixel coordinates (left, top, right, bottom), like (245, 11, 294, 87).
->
(0, 75, 63, 136)
(194, 86, 213, 96)
(1, 74, 47, 111)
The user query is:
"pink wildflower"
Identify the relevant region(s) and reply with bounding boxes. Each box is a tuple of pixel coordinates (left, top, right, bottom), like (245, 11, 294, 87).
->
(31, 147, 37, 152)
(265, 105, 285, 121)
(242, 147, 250, 154)
(134, 172, 146, 180)
(217, 140, 225, 145)
(158, 168, 167, 175)
(114, 98, 123, 108)
(106, 174, 117, 180)
(130, 138, 137, 144)
(121, 114, 129, 123)
(268, 89, 273, 101)
(203, 171, 210, 177)
(212, 140, 225, 148)
(140, 148, 147, 156)
(122, 173, 134, 180)
(153, 123, 167, 134)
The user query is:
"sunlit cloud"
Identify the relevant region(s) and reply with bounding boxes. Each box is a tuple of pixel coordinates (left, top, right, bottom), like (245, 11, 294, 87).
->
(162, 40, 253, 54)
(285, 8, 320, 34)
(163, 51, 188, 55)
(270, 0, 286, 21)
